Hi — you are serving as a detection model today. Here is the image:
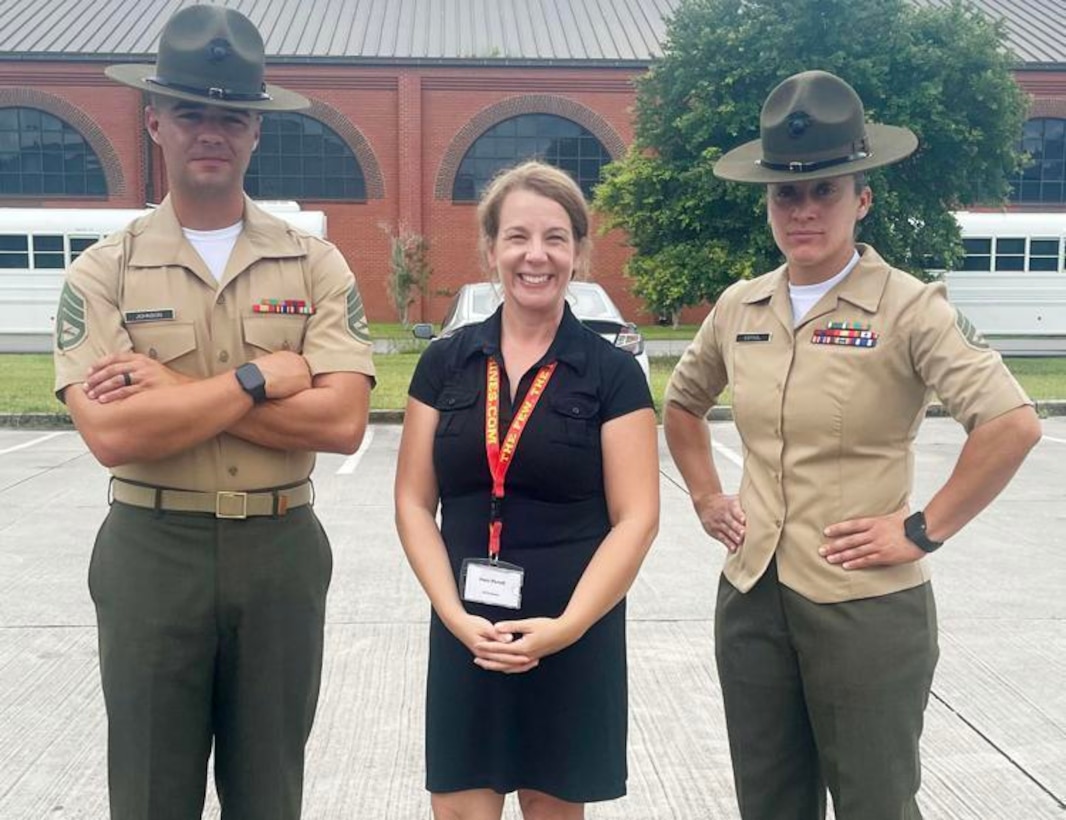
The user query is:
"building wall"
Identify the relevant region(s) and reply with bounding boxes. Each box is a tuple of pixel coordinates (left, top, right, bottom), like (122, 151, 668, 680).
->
(3, 62, 1066, 327)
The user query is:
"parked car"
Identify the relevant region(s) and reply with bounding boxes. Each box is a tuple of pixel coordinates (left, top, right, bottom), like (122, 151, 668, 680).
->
(412, 281, 651, 386)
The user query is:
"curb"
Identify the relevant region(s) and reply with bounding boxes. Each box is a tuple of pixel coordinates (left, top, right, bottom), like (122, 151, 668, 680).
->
(4, 402, 1065, 430)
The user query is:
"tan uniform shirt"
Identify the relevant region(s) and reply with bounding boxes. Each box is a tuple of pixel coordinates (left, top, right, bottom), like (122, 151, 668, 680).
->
(54, 196, 376, 492)
(665, 245, 1031, 603)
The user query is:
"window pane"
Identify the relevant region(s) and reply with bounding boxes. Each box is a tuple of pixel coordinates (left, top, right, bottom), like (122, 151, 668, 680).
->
(0, 107, 107, 198)
(34, 234, 64, 251)
(960, 255, 991, 271)
(70, 236, 98, 253)
(452, 114, 611, 202)
(995, 255, 1025, 271)
(997, 238, 1025, 254)
(1031, 239, 1059, 256)
(244, 112, 365, 201)
(33, 252, 66, 269)
(1030, 257, 1060, 271)
(0, 235, 28, 251)
(0, 252, 29, 268)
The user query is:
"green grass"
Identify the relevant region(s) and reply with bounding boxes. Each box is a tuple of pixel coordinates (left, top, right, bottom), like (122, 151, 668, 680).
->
(0, 354, 65, 413)
(2, 354, 1065, 416)
(639, 324, 700, 341)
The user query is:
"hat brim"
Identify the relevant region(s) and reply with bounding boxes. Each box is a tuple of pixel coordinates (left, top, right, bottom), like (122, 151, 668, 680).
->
(713, 123, 918, 184)
(105, 64, 310, 112)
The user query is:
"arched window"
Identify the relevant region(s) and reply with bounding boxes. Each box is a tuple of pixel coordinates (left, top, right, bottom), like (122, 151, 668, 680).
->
(0, 107, 106, 196)
(246, 112, 366, 200)
(452, 114, 611, 202)
(1011, 117, 1066, 204)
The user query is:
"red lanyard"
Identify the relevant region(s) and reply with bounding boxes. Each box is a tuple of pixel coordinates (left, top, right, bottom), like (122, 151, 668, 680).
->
(485, 356, 557, 561)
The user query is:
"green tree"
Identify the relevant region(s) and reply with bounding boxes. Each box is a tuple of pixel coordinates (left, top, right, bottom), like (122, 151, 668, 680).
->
(594, 0, 1028, 315)
(383, 224, 432, 326)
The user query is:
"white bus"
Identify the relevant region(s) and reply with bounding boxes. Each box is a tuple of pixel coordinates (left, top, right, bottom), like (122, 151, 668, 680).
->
(0, 202, 326, 353)
(942, 211, 1066, 355)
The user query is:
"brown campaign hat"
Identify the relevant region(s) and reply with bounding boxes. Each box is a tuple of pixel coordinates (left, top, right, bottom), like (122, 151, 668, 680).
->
(714, 70, 917, 184)
(105, 5, 309, 112)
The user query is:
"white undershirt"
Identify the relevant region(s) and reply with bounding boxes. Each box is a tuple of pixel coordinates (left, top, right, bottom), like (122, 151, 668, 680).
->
(788, 250, 860, 327)
(183, 221, 243, 281)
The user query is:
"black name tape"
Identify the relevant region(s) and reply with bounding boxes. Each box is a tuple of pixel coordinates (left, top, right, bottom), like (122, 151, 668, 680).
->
(736, 332, 772, 343)
(124, 309, 175, 324)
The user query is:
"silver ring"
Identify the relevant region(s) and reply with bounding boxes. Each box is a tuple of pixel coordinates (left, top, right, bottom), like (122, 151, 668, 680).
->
(122, 371, 132, 387)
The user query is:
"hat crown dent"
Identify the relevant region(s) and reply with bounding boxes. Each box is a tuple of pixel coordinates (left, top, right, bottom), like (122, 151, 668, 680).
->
(155, 5, 265, 95)
(761, 71, 869, 166)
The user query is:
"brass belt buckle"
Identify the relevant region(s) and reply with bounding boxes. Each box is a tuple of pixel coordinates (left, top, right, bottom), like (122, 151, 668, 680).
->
(216, 491, 248, 519)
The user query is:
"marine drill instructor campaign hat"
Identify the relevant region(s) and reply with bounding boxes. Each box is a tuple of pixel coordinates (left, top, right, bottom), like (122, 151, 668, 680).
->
(714, 70, 917, 184)
(105, 4, 309, 112)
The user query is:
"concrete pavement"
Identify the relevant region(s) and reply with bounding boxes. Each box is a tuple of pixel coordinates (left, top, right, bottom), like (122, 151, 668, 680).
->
(1, 421, 1064, 818)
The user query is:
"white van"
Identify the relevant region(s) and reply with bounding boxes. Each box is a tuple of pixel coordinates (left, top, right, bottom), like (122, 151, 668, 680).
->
(0, 202, 326, 353)
(942, 211, 1066, 354)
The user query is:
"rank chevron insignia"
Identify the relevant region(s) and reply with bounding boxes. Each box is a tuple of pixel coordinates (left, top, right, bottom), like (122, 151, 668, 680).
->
(955, 309, 989, 350)
(55, 282, 87, 351)
(346, 283, 371, 343)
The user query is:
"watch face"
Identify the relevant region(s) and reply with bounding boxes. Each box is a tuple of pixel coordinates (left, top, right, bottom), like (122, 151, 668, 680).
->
(237, 363, 267, 402)
(906, 511, 941, 552)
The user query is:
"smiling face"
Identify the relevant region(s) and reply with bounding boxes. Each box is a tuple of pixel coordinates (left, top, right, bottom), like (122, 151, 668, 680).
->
(487, 188, 584, 321)
(146, 98, 260, 201)
(767, 175, 872, 284)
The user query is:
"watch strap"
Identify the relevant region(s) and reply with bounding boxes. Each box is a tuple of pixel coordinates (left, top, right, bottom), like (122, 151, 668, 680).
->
(904, 510, 943, 553)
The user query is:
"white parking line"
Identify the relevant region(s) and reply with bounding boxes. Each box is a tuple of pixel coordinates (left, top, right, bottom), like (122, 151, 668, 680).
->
(0, 431, 66, 456)
(712, 440, 744, 468)
(336, 427, 374, 475)
(1042, 435, 1066, 444)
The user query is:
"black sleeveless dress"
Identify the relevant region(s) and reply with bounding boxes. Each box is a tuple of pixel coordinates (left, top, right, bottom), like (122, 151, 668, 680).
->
(407, 304, 653, 801)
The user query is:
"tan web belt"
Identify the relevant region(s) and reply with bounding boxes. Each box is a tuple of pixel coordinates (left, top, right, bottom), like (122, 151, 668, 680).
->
(110, 478, 313, 519)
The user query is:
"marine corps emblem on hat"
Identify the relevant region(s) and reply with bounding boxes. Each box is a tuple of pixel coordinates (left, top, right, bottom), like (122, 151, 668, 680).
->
(105, 4, 309, 112)
(714, 70, 917, 184)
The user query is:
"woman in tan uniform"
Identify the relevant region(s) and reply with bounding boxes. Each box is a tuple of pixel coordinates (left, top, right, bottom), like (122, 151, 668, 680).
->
(664, 70, 1042, 820)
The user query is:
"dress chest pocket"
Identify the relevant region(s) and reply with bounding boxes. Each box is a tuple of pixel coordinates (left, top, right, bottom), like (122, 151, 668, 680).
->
(548, 393, 601, 448)
(126, 321, 197, 365)
(242, 315, 307, 354)
(435, 387, 479, 437)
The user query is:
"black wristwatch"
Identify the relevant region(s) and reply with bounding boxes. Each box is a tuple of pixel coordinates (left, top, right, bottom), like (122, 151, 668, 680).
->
(235, 362, 267, 404)
(904, 510, 943, 553)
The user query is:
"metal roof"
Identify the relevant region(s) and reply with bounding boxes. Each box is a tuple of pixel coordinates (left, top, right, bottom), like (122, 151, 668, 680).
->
(0, 0, 676, 65)
(0, 0, 1061, 67)
(916, 0, 1066, 66)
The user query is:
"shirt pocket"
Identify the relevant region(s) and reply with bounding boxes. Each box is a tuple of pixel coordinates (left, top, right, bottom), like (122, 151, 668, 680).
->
(242, 315, 307, 354)
(434, 387, 479, 437)
(126, 321, 197, 365)
(548, 392, 601, 448)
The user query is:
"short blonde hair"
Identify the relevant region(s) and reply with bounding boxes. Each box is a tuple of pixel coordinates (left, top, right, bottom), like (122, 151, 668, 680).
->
(477, 161, 591, 277)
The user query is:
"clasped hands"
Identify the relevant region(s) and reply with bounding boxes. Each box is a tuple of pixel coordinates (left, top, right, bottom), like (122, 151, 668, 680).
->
(447, 612, 580, 675)
(694, 493, 924, 570)
(82, 350, 311, 403)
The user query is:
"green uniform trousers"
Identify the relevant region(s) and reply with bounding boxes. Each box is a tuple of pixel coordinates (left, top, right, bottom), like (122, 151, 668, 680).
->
(716, 558, 938, 820)
(89, 501, 332, 820)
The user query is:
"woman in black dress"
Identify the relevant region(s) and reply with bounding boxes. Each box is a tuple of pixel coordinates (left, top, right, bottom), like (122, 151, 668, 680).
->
(395, 161, 659, 819)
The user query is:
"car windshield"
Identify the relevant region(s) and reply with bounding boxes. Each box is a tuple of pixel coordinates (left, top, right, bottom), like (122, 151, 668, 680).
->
(470, 286, 502, 319)
(567, 285, 618, 319)
(448, 282, 624, 333)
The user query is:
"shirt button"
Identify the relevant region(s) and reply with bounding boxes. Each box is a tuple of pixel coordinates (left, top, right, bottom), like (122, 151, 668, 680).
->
(217, 295, 226, 305)
(774, 519, 782, 528)
(228, 466, 238, 476)
(219, 350, 230, 363)
(282, 340, 291, 351)
(571, 406, 580, 415)
(148, 347, 158, 360)
(447, 397, 456, 406)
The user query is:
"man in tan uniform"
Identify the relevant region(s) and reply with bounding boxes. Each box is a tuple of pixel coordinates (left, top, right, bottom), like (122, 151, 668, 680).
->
(52, 6, 375, 818)
(664, 71, 1042, 819)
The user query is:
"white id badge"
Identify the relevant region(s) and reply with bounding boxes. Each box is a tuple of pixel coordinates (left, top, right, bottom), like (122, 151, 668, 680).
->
(460, 558, 524, 610)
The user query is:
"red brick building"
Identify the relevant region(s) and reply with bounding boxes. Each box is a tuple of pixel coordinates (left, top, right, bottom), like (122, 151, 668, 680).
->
(1, 0, 1064, 327)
